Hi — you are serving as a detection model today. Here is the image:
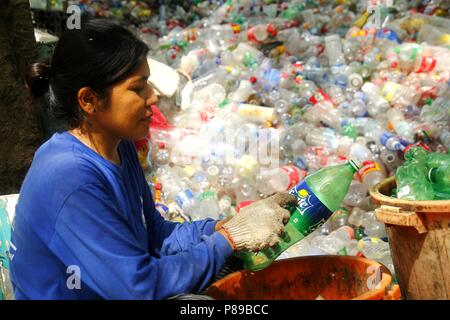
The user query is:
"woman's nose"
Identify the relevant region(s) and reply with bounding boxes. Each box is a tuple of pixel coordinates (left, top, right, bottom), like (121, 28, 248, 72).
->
(146, 91, 158, 108)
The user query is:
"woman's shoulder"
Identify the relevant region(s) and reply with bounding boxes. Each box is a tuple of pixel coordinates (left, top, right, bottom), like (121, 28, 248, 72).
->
(29, 132, 105, 186)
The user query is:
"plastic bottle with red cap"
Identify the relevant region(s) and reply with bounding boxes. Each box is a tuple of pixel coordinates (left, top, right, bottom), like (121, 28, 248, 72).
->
(256, 165, 307, 196)
(357, 160, 386, 190)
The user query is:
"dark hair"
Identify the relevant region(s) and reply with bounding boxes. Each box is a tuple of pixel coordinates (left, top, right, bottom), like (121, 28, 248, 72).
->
(27, 19, 149, 128)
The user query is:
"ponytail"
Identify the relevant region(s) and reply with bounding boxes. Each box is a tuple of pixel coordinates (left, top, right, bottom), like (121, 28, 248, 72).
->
(26, 62, 51, 98)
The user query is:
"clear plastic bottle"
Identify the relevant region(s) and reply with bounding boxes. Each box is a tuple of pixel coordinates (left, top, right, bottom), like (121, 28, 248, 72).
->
(317, 225, 355, 255)
(361, 211, 387, 239)
(343, 180, 368, 207)
(420, 97, 450, 124)
(349, 98, 368, 117)
(358, 237, 391, 261)
(228, 80, 254, 103)
(325, 34, 345, 72)
(256, 166, 307, 196)
(348, 207, 366, 228)
(195, 191, 220, 220)
(159, 168, 197, 216)
(387, 107, 414, 143)
(357, 160, 387, 190)
(247, 24, 269, 43)
(380, 132, 405, 152)
(361, 82, 390, 117)
(218, 195, 234, 219)
(348, 73, 364, 90)
(305, 127, 341, 152)
(234, 177, 259, 205)
(155, 142, 170, 166)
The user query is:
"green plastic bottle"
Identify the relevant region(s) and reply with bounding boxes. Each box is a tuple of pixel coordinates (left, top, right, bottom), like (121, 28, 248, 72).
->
(427, 152, 450, 169)
(396, 163, 435, 200)
(396, 147, 435, 200)
(237, 160, 360, 271)
(428, 165, 450, 200)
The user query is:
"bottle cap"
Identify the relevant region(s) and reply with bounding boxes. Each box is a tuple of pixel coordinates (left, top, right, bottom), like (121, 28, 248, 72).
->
(236, 200, 254, 213)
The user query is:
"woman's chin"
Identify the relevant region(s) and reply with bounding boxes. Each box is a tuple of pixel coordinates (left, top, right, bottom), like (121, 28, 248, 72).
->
(134, 124, 150, 140)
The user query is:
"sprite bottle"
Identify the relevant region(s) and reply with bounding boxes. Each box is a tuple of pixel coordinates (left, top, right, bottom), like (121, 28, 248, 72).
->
(237, 160, 360, 271)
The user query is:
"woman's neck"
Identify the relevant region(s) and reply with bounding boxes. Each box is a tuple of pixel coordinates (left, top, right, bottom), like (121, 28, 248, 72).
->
(69, 124, 121, 165)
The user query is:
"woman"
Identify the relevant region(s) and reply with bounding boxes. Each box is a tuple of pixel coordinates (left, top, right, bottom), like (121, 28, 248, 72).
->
(10, 19, 295, 300)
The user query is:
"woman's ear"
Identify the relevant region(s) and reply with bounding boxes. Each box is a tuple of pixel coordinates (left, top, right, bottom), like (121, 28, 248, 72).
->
(77, 87, 100, 115)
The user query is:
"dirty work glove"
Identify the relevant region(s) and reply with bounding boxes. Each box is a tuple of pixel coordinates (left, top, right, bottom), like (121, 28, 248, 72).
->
(220, 192, 297, 252)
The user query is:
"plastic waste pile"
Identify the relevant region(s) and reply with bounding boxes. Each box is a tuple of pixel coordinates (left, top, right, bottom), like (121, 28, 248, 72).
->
(137, 0, 450, 274)
(68, 1, 224, 44)
(65, 0, 153, 22)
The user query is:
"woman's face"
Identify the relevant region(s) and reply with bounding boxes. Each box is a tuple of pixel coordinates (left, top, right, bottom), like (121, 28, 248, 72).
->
(96, 58, 157, 141)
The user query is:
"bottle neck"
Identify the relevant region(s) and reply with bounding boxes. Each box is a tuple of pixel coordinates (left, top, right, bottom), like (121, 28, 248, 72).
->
(348, 159, 361, 173)
(428, 167, 438, 183)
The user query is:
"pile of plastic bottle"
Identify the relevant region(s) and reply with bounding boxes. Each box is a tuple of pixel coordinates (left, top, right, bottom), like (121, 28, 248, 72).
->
(69, 1, 225, 42)
(137, 0, 450, 276)
(70, 0, 153, 22)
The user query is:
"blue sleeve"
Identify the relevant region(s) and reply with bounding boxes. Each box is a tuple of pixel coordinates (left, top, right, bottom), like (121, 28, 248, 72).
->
(49, 183, 233, 300)
(148, 209, 220, 256)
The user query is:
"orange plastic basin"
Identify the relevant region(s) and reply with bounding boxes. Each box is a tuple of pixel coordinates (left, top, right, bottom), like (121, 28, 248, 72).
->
(205, 255, 400, 300)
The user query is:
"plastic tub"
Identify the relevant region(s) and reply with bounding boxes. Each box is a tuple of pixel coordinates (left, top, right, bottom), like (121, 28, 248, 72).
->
(370, 176, 450, 300)
(205, 255, 399, 300)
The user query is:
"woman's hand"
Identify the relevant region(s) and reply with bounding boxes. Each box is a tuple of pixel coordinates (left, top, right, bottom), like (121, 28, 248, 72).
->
(217, 193, 297, 252)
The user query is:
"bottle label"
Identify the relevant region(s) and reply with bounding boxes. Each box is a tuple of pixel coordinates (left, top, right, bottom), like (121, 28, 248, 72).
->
(415, 56, 437, 73)
(281, 166, 301, 189)
(199, 191, 217, 201)
(175, 189, 194, 208)
(288, 181, 333, 236)
(155, 203, 170, 219)
(357, 160, 382, 180)
(238, 104, 274, 124)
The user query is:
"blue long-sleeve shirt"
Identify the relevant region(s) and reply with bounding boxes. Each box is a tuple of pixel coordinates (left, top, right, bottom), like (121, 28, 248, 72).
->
(9, 131, 233, 300)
